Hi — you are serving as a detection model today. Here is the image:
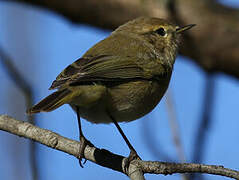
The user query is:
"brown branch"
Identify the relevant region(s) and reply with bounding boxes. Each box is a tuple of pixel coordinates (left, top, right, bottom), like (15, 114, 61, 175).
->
(0, 46, 38, 180)
(1, 114, 238, 179)
(3, 0, 239, 79)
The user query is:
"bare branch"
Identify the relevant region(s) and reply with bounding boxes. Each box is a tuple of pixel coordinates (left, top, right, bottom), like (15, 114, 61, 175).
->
(167, 3, 217, 179)
(165, 89, 186, 163)
(141, 118, 173, 162)
(192, 75, 215, 163)
(3, 0, 239, 79)
(1, 114, 238, 179)
(165, 89, 189, 180)
(0, 46, 32, 97)
(190, 75, 216, 180)
(139, 161, 239, 179)
(0, 46, 38, 180)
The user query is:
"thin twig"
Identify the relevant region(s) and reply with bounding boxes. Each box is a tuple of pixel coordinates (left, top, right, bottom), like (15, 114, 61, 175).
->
(165, 89, 186, 163)
(165, 89, 189, 180)
(142, 117, 173, 162)
(0, 46, 38, 180)
(0, 114, 239, 179)
(191, 75, 215, 180)
(192, 74, 215, 161)
(167, 1, 216, 180)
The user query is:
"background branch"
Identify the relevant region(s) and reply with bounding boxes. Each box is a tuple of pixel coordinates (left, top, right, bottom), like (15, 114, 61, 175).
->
(3, 0, 239, 79)
(0, 114, 239, 179)
(142, 118, 173, 162)
(0, 46, 38, 180)
(165, 89, 186, 163)
(167, 2, 216, 179)
(190, 74, 215, 180)
(165, 89, 189, 180)
(0, 1, 237, 179)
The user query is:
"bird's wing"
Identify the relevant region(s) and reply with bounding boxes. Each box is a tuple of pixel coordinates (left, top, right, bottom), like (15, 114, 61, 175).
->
(49, 55, 152, 90)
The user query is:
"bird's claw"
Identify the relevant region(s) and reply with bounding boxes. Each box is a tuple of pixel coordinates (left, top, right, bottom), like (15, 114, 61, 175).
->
(78, 135, 94, 168)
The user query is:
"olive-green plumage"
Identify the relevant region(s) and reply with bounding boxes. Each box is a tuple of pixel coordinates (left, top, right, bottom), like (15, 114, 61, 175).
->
(27, 17, 195, 124)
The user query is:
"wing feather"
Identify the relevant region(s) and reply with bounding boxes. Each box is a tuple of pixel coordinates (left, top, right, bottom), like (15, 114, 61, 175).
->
(49, 55, 149, 90)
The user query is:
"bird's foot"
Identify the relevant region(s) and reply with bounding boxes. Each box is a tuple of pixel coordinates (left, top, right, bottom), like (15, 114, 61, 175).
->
(78, 135, 94, 168)
(124, 149, 141, 172)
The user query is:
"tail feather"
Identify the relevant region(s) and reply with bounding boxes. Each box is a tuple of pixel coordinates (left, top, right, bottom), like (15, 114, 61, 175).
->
(26, 89, 73, 114)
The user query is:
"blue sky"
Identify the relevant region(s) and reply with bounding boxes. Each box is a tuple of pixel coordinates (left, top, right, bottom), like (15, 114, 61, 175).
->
(0, 1, 239, 180)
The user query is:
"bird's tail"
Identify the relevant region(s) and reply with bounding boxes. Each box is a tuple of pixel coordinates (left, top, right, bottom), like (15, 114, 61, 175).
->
(26, 88, 76, 114)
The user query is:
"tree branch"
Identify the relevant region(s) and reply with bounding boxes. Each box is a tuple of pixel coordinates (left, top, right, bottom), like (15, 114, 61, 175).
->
(165, 89, 186, 163)
(1, 114, 238, 179)
(0, 46, 38, 180)
(190, 75, 216, 180)
(165, 90, 189, 180)
(3, 0, 239, 79)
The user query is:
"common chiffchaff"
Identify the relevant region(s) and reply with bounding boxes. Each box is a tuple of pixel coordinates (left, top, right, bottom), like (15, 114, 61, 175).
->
(27, 17, 195, 166)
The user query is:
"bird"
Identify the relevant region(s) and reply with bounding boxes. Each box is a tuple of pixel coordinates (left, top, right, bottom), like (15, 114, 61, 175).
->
(27, 17, 195, 167)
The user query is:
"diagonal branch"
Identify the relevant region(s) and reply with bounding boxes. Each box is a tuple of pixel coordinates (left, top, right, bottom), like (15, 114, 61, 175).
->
(192, 75, 215, 163)
(165, 89, 189, 180)
(191, 75, 215, 180)
(0, 46, 32, 97)
(142, 118, 173, 162)
(1, 114, 239, 179)
(0, 46, 38, 180)
(165, 89, 186, 163)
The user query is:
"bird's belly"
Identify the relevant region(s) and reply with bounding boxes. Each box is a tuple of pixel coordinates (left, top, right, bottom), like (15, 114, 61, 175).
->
(75, 79, 170, 124)
(107, 80, 169, 122)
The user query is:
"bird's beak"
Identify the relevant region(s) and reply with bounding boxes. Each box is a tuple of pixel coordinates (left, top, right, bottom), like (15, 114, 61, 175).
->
(176, 24, 196, 33)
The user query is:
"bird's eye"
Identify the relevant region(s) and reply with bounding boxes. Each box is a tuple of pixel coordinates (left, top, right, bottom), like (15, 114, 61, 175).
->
(155, 27, 166, 36)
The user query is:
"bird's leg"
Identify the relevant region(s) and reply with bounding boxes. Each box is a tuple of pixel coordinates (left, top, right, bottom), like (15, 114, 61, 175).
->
(109, 114, 141, 168)
(76, 107, 94, 168)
